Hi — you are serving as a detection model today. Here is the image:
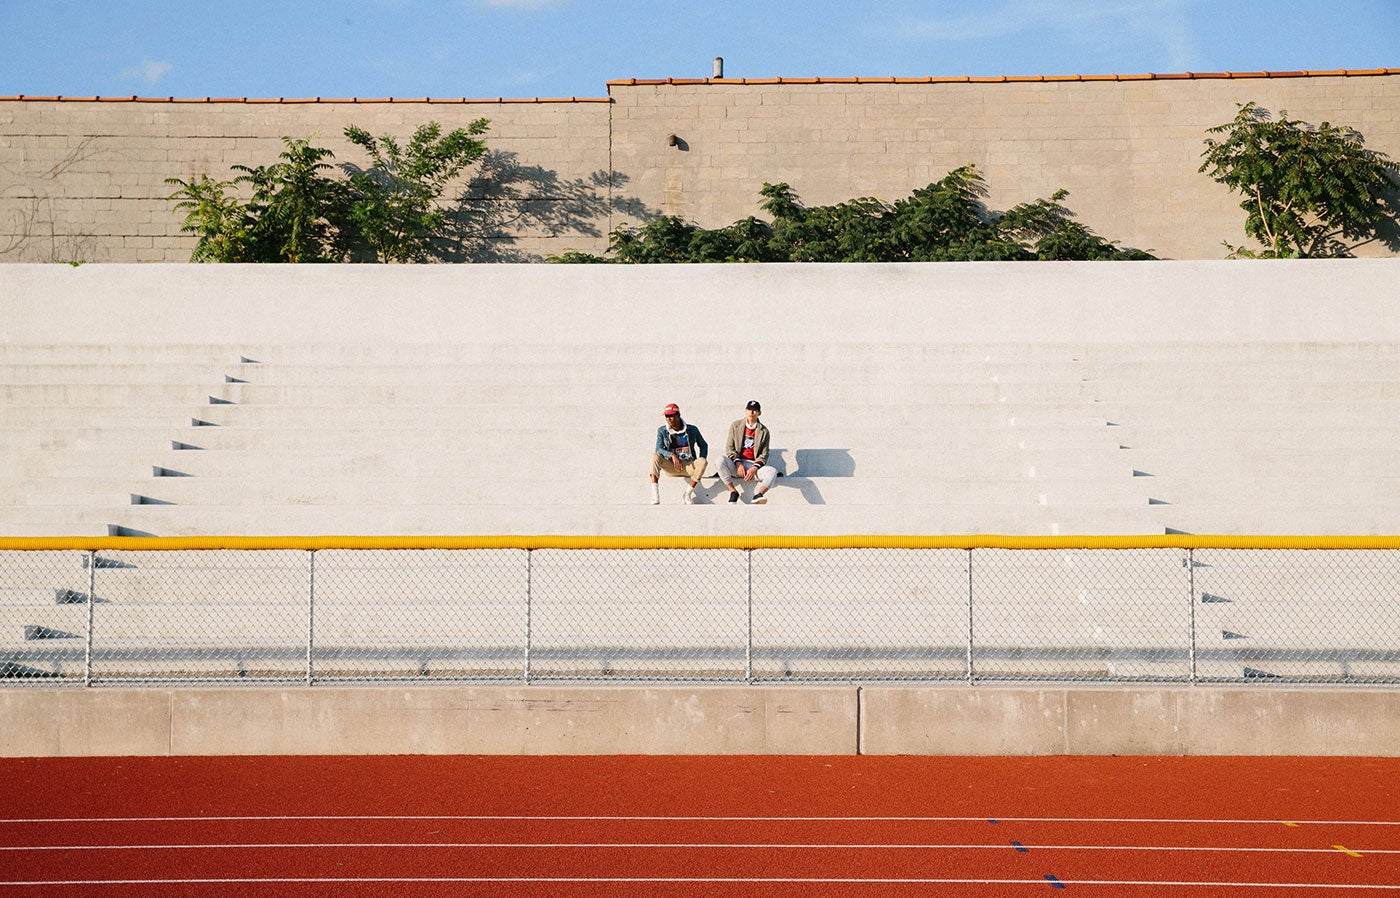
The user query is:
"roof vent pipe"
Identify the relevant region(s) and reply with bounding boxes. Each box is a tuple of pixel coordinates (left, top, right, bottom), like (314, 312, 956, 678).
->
(713, 57, 724, 79)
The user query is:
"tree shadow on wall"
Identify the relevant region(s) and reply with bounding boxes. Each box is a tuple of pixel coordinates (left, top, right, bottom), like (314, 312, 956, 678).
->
(1373, 183, 1400, 254)
(432, 150, 656, 262)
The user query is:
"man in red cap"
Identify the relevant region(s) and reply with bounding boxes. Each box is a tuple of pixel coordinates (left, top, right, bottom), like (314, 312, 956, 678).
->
(650, 402, 708, 504)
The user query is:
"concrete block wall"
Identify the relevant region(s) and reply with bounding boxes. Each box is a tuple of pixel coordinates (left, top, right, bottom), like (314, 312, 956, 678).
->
(609, 73, 1400, 261)
(3, 70, 1400, 263)
(0, 98, 614, 263)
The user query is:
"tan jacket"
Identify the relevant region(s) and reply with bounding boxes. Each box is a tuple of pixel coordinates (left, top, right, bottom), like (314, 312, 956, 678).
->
(725, 418, 770, 467)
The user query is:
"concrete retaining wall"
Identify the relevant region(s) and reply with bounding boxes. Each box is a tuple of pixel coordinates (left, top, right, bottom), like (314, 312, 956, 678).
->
(3, 684, 1395, 757)
(8, 258, 1400, 347)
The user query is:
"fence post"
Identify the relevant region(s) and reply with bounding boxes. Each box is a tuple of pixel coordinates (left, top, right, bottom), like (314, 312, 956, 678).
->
(524, 548, 533, 684)
(1187, 547, 1197, 684)
(745, 549, 753, 683)
(306, 550, 316, 685)
(83, 550, 96, 687)
(965, 548, 975, 684)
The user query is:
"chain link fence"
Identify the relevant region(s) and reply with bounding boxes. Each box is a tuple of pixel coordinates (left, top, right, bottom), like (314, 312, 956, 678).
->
(3, 545, 1398, 686)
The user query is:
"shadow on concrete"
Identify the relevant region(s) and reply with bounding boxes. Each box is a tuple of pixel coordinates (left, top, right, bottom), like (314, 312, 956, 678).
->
(432, 151, 656, 262)
(761, 448, 856, 505)
(791, 448, 855, 477)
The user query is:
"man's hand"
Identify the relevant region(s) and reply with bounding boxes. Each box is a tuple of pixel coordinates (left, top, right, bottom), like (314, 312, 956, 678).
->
(670, 453, 685, 474)
(741, 464, 757, 481)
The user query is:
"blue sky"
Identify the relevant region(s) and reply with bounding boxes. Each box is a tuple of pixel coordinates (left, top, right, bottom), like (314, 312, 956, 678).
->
(1, 0, 1396, 99)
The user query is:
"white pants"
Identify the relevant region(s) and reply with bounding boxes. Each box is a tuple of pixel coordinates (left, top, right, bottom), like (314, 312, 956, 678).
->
(718, 456, 777, 490)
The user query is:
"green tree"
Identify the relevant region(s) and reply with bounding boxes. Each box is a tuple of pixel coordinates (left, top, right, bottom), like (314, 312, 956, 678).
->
(556, 165, 1153, 263)
(166, 122, 492, 263)
(996, 189, 1153, 261)
(164, 174, 251, 262)
(232, 137, 349, 262)
(884, 166, 1013, 261)
(1200, 102, 1400, 258)
(343, 120, 489, 262)
(764, 184, 894, 262)
(584, 214, 779, 263)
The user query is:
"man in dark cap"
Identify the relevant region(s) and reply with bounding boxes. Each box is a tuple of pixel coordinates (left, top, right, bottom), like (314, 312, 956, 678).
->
(649, 402, 708, 504)
(718, 400, 776, 504)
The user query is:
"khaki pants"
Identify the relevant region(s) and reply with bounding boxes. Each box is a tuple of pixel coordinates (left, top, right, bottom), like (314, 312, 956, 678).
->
(650, 453, 707, 482)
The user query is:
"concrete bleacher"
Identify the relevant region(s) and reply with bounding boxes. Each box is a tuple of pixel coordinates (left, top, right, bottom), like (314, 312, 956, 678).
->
(2, 339, 1166, 536)
(5, 260, 1400, 539)
(4, 261, 1400, 688)
(6, 336, 1400, 537)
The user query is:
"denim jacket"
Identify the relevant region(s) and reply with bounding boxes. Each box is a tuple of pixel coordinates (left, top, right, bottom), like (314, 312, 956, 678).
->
(655, 422, 708, 462)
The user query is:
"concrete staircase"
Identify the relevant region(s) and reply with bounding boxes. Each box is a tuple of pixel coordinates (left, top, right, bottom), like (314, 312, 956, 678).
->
(6, 340, 1400, 538)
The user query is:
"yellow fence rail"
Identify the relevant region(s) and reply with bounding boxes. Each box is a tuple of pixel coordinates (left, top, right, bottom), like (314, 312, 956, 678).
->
(6, 534, 1400, 551)
(4, 536, 1400, 687)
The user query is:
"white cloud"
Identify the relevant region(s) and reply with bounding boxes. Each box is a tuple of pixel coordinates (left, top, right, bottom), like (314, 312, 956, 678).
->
(120, 57, 173, 86)
(892, 0, 1203, 69)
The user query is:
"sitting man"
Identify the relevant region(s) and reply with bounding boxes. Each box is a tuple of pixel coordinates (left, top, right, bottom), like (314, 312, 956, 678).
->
(649, 402, 708, 504)
(719, 400, 777, 504)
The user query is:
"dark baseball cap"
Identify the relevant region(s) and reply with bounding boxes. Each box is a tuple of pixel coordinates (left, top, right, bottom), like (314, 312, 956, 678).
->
(745, 400, 761, 411)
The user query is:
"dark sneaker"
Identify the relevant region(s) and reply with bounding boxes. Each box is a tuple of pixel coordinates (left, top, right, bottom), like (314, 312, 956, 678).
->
(728, 491, 741, 504)
(752, 492, 768, 505)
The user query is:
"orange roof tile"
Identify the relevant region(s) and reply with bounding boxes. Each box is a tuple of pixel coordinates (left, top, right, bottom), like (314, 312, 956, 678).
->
(0, 95, 609, 103)
(0, 69, 1395, 104)
(606, 68, 1400, 87)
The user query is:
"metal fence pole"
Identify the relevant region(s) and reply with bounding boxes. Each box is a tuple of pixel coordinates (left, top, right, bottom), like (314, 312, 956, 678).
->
(745, 549, 753, 683)
(965, 549, 975, 684)
(83, 550, 96, 687)
(1187, 547, 1197, 684)
(524, 549, 533, 683)
(306, 550, 316, 685)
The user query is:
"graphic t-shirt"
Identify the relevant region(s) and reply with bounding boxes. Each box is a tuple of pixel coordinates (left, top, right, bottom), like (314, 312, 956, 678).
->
(670, 428, 693, 461)
(741, 425, 757, 461)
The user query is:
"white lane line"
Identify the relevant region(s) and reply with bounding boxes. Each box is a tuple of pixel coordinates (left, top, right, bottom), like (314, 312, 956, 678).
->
(1, 841, 1397, 854)
(3, 814, 1398, 825)
(2, 878, 1399, 889)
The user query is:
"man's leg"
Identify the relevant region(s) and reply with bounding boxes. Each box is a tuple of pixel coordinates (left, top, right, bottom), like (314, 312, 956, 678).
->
(682, 458, 708, 504)
(717, 456, 737, 487)
(718, 456, 747, 502)
(752, 464, 778, 504)
(648, 453, 666, 504)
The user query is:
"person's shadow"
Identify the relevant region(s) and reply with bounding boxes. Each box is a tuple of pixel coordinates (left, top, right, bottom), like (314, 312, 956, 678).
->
(768, 448, 856, 505)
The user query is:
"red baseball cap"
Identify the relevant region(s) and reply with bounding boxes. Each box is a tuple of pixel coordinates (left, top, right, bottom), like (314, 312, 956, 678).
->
(663, 403, 680, 416)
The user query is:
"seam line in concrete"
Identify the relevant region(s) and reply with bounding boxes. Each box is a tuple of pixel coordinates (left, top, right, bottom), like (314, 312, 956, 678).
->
(856, 686, 863, 755)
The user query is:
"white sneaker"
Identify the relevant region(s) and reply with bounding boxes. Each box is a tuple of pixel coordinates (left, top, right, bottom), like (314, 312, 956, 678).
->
(682, 485, 695, 504)
(649, 483, 660, 505)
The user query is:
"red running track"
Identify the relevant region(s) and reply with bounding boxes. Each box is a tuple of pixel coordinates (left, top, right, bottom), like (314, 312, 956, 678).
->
(1, 755, 1398, 896)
